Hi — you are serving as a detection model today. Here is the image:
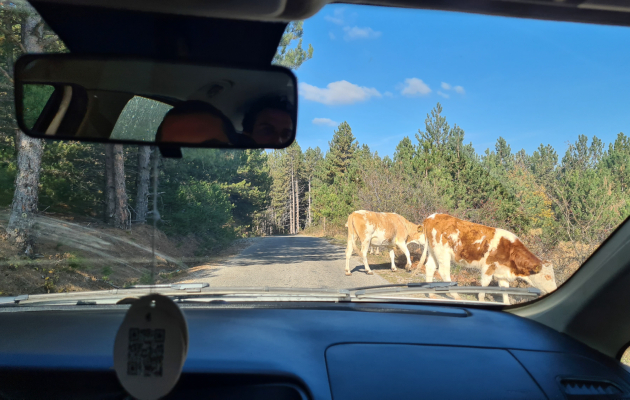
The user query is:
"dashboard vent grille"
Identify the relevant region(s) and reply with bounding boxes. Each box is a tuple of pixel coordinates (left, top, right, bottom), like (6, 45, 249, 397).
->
(561, 379, 622, 396)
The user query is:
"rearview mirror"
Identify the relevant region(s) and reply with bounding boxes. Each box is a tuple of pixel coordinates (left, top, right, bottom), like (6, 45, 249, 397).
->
(15, 55, 297, 150)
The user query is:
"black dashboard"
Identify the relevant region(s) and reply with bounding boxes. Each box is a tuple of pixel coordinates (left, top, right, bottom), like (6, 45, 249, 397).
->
(1, 302, 629, 399)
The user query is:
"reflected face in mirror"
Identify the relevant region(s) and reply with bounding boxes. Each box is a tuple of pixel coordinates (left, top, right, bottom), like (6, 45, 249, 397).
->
(156, 101, 233, 144)
(242, 98, 294, 146)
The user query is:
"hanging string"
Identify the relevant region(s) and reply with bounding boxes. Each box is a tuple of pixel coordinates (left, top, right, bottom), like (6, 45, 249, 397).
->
(151, 147, 159, 292)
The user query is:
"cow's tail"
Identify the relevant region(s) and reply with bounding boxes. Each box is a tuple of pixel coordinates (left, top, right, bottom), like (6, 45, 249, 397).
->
(412, 223, 429, 276)
(346, 214, 362, 256)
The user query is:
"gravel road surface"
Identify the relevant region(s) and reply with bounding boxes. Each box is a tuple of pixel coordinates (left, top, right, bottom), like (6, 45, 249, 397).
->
(182, 235, 387, 289)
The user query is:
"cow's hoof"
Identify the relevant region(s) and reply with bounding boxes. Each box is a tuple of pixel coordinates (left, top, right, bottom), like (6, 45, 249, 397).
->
(367, 270, 374, 275)
(391, 267, 397, 272)
(345, 272, 351, 276)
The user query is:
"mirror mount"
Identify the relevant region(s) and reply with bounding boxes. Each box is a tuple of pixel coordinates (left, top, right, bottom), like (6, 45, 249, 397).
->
(158, 145, 183, 158)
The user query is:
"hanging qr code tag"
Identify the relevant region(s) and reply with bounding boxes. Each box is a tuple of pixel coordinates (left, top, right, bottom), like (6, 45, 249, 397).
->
(113, 294, 188, 400)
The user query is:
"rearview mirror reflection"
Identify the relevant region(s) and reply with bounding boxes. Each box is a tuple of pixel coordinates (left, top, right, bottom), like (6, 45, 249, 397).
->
(15, 55, 297, 149)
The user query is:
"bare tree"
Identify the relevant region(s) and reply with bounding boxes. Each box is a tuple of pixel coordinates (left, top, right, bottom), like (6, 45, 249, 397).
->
(294, 174, 299, 233)
(135, 146, 152, 223)
(104, 144, 116, 223)
(6, 12, 49, 253)
(289, 165, 294, 234)
(112, 144, 129, 229)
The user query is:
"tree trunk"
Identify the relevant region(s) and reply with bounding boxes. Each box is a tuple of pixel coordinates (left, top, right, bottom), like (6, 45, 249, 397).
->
(289, 167, 294, 234)
(135, 146, 151, 223)
(104, 144, 115, 224)
(294, 175, 299, 233)
(112, 144, 129, 229)
(308, 178, 311, 227)
(6, 131, 44, 253)
(6, 14, 45, 254)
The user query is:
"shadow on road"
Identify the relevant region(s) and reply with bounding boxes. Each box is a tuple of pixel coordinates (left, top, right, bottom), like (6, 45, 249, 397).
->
(226, 236, 343, 267)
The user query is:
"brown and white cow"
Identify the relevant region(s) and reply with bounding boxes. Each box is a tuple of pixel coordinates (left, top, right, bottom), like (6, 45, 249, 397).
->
(345, 210, 425, 276)
(417, 213, 557, 304)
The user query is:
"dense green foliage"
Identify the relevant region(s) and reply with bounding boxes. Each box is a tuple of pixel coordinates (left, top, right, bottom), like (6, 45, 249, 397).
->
(0, 14, 311, 251)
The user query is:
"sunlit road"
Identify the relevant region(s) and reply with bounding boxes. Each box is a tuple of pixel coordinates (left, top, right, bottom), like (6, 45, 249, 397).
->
(181, 236, 388, 289)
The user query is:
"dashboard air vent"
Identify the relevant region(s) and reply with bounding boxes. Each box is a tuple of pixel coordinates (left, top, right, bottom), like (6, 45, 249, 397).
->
(561, 379, 622, 396)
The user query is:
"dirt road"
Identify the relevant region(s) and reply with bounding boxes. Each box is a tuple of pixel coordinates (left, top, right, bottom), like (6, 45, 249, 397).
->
(180, 235, 388, 289)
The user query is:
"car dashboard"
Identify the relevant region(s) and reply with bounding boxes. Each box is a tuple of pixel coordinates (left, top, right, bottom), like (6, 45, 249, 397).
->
(0, 302, 629, 400)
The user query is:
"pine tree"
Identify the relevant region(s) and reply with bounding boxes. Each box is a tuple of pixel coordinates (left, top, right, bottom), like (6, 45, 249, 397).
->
(303, 147, 323, 227)
(4, 2, 66, 252)
(273, 21, 314, 70)
(603, 132, 630, 193)
(323, 121, 358, 184)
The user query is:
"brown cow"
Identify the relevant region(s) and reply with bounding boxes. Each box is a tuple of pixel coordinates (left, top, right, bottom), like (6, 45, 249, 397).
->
(345, 210, 425, 276)
(417, 214, 557, 304)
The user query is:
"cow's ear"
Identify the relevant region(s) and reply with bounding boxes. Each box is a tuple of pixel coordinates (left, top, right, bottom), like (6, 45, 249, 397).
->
(417, 224, 423, 232)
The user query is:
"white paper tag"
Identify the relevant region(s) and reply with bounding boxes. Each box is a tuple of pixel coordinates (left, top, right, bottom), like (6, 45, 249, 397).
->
(113, 294, 188, 400)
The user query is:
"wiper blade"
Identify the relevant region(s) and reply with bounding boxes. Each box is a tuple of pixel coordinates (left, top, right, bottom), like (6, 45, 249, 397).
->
(354, 285, 541, 298)
(170, 287, 351, 302)
(2, 286, 351, 306)
(346, 282, 456, 292)
(131, 283, 209, 290)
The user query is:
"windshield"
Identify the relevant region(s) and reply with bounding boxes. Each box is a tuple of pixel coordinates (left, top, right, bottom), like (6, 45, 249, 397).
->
(1, 2, 630, 306)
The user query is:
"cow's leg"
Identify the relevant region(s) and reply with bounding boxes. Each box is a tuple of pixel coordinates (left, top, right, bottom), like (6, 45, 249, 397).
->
(397, 243, 413, 271)
(424, 256, 440, 299)
(499, 280, 511, 305)
(345, 237, 354, 276)
(436, 255, 461, 300)
(389, 249, 397, 271)
(478, 270, 493, 302)
(361, 240, 373, 275)
(425, 253, 437, 283)
(375, 246, 381, 255)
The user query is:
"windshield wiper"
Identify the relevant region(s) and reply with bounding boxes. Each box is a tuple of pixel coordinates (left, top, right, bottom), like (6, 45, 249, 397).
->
(346, 282, 457, 292)
(1, 286, 351, 306)
(130, 283, 209, 291)
(353, 284, 541, 299)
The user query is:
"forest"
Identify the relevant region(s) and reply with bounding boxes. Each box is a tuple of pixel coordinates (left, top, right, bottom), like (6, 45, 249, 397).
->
(1, 1, 629, 290)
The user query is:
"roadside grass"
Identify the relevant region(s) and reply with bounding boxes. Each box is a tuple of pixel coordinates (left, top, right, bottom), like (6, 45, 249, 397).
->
(622, 348, 630, 367)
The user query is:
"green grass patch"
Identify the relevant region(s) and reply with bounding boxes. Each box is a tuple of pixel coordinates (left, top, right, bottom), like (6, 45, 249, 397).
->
(159, 270, 183, 281)
(101, 266, 113, 277)
(67, 253, 88, 270)
(139, 272, 153, 285)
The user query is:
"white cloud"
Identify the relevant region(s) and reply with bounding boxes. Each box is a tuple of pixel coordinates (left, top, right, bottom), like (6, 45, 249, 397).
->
(325, 8, 345, 25)
(399, 78, 431, 97)
(437, 91, 450, 98)
(343, 26, 381, 40)
(441, 82, 451, 90)
(325, 16, 344, 25)
(299, 80, 381, 105)
(329, 32, 335, 40)
(384, 91, 393, 98)
(312, 118, 338, 127)
(454, 85, 465, 94)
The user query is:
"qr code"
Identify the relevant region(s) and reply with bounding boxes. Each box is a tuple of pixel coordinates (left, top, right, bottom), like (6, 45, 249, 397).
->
(127, 328, 165, 377)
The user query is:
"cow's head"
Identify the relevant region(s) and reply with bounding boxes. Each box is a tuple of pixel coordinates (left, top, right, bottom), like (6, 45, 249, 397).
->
(408, 224, 425, 246)
(527, 263, 557, 295)
(510, 240, 545, 276)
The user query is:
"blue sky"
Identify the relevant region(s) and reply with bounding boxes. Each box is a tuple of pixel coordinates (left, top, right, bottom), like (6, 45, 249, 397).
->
(293, 4, 630, 158)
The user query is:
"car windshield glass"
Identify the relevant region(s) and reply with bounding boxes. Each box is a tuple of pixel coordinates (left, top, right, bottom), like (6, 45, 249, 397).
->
(1, 2, 630, 305)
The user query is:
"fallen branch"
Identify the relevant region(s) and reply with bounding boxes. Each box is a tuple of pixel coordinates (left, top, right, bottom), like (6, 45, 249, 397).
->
(0, 66, 14, 84)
